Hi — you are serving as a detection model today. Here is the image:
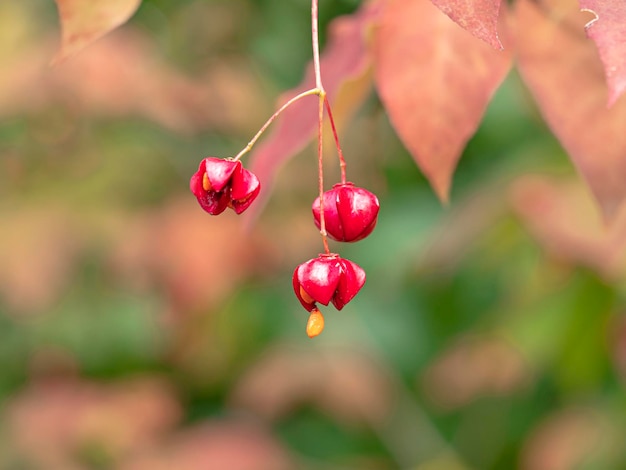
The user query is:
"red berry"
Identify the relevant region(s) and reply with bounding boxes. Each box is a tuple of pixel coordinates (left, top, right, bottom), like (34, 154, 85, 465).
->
(312, 183, 379, 242)
(229, 165, 261, 214)
(190, 157, 260, 215)
(293, 253, 366, 311)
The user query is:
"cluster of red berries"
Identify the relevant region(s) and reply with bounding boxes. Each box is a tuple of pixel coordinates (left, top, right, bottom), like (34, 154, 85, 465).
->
(190, 158, 379, 338)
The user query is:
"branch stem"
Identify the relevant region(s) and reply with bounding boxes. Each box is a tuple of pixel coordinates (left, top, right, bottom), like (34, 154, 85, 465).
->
(233, 88, 320, 162)
(312, 0, 323, 91)
(312, 0, 330, 253)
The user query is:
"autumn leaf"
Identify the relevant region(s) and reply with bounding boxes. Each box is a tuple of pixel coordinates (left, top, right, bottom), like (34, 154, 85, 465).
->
(510, 175, 626, 279)
(579, 0, 626, 106)
(120, 420, 293, 470)
(246, 2, 380, 221)
(0, 206, 81, 315)
(231, 344, 393, 426)
(374, 0, 511, 203)
(0, 31, 235, 133)
(53, 0, 141, 63)
(421, 335, 530, 410)
(6, 378, 180, 467)
(430, 0, 504, 49)
(514, 0, 626, 220)
(110, 198, 267, 315)
(521, 408, 619, 470)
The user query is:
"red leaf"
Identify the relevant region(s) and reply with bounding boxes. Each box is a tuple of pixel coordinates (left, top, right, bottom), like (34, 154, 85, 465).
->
(53, 0, 141, 63)
(514, 0, 626, 220)
(246, 2, 379, 221)
(374, 0, 511, 203)
(430, 0, 504, 49)
(579, 0, 626, 106)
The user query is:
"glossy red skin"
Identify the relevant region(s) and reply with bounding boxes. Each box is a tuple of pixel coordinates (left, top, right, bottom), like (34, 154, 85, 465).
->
(312, 183, 379, 242)
(190, 157, 260, 215)
(230, 165, 261, 214)
(293, 253, 366, 312)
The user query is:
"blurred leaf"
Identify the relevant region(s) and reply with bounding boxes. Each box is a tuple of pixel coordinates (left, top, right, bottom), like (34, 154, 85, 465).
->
(53, 0, 142, 63)
(374, 0, 511, 203)
(579, 0, 626, 106)
(5, 377, 180, 468)
(521, 408, 622, 470)
(110, 199, 270, 315)
(0, 207, 81, 315)
(421, 335, 532, 410)
(514, 0, 626, 220)
(430, 0, 504, 49)
(511, 175, 626, 279)
(120, 420, 293, 470)
(1, 30, 232, 133)
(231, 343, 393, 427)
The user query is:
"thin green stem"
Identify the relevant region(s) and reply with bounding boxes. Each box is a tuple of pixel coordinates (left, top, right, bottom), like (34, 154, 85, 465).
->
(233, 88, 320, 162)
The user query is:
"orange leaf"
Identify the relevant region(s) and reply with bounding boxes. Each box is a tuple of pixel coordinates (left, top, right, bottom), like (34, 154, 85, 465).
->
(514, 0, 626, 220)
(580, 0, 626, 106)
(374, 0, 511, 203)
(53, 0, 141, 63)
(431, 0, 504, 49)
(246, 2, 379, 221)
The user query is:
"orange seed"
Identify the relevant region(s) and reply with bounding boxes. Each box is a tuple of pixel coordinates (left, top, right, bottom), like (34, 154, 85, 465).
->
(299, 286, 315, 305)
(306, 308, 325, 338)
(202, 173, 212, 191)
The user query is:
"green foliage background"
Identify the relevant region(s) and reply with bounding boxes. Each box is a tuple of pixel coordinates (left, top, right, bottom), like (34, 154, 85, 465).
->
(0, 1, 625, 469)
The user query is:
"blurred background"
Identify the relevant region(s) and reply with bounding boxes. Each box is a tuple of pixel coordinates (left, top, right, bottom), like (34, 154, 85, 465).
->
(1, 1, 626, 469)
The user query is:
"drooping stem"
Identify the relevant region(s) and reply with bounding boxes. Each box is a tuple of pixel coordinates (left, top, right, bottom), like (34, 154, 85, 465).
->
(233, 88, 320, 162)
(312, 0, 330, 254)
(324, 96, 347, 184)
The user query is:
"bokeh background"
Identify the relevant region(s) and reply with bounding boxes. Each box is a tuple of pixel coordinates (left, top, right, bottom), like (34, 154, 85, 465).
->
(1, 1, 626, 469)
